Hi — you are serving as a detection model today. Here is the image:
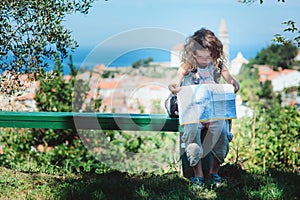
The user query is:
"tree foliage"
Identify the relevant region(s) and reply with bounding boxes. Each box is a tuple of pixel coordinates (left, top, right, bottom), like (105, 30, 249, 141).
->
(236, 64, 262, 103)
(238, 0, 285, 4)
(132, 57, 154, 69)
(273, 20, 300, 48)
(0, 0, 95, 73)
(253, 43, 298, 70)
(34, 54, 91, 112)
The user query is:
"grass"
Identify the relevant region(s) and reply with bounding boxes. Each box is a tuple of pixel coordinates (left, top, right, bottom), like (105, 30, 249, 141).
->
(0, 164, 299, 200)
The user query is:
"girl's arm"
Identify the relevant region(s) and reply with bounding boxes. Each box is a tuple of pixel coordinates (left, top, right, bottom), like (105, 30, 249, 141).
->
(221, 65, 240, 93)
(168, 63, 189, 94)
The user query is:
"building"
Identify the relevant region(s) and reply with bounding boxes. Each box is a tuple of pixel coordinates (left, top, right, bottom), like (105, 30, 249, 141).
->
(218, 18, 230, 64)
(230, 52, 249, 75)
(271, 68, 300, 92)
(257, 65, 300, 91)
(257, 65, 300, 106)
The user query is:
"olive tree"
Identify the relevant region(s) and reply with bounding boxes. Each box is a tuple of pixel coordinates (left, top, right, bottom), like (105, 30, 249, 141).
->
(0, 0, 95, 73)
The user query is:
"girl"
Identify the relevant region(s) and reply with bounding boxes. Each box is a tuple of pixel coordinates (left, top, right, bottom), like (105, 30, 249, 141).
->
(169, 28, 239, 187)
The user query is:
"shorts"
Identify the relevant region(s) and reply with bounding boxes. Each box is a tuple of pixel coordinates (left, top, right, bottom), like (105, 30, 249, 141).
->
(183, 120, 231, 167)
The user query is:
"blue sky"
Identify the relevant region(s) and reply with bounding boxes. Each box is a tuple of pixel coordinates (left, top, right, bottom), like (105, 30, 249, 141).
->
(65, 0, 299, 63)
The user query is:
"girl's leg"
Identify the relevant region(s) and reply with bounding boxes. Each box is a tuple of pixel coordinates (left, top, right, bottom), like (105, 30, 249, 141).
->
(202, 120, 224, 159)
(193, 159, 203, 177)
(209, 155, 220, 174)
(210, 120, 230, 164)
(201, 120, 228, 173)
(184, 123, 203, 178)
(186, 142, 204, 177)
(206, 120, 229, 186)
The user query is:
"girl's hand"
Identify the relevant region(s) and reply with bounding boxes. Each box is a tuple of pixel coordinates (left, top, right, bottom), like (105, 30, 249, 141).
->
(231, 80, 239, 93)
(168, 84, 181, 95)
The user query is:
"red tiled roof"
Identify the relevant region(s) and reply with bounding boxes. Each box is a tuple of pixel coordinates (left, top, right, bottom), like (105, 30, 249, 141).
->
(258, 65, 298, 82)
(93, 64, 106, 72)
(149, 85, 162, 90)
(15, 93, 35, 101)
(97, 81, 120, 89)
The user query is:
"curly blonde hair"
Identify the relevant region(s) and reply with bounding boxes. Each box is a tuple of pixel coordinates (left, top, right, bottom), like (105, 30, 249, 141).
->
(181, 28, 225, 71)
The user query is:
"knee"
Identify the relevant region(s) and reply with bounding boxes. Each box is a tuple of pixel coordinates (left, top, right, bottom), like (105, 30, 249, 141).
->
(186, 143, 203, 167)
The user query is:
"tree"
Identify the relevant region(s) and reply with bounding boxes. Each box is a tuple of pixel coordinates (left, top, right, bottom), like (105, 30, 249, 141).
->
(259, 80, 274, 99)
(132, 57, 154, 69)
(236, 63, 262, 103)
(0, 0, 95, 73)
(254, 44, 298, 70)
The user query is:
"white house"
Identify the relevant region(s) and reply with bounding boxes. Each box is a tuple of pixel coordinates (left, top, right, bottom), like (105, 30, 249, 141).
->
(271, 69, 300, 92)
(230, 52, 249, 75)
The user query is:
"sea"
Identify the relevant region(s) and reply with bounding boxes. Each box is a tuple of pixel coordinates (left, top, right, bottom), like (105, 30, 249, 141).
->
(62, 44, 262, 75)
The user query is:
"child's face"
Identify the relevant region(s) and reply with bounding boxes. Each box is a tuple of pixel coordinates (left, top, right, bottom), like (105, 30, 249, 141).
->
(194, 49, 212, 68)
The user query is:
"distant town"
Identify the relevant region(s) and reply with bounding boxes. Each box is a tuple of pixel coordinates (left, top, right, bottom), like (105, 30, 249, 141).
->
(1, 19, 300, 117)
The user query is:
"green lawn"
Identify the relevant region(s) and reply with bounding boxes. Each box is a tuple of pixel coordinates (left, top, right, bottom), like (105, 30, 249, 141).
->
(0, 164, 299, 200)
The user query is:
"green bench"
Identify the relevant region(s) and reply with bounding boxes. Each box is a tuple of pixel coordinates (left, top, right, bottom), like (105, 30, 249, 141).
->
(0, 111, 207, 178)
(0, 112, 180, 131)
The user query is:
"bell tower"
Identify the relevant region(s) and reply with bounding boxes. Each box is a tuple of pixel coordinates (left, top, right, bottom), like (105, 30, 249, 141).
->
(218, 18, 229, 64)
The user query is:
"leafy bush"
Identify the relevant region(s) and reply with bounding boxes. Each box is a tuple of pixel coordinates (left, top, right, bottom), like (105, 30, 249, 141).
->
(229, 102, 300, 173)
(0, 56, 109, 174)
(0, 127, 108, 174)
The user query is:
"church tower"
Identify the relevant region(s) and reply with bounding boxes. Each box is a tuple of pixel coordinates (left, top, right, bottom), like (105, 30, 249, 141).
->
(218, 18, 229, 64)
